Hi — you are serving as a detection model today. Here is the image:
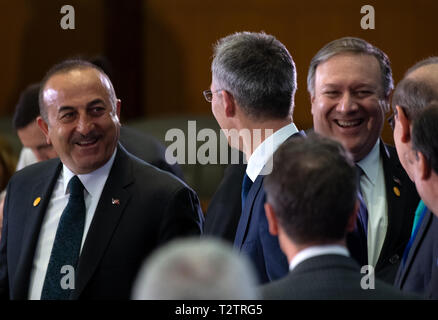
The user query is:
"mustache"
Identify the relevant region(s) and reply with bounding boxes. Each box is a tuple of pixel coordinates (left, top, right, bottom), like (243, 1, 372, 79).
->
(71, 131, 102, 144)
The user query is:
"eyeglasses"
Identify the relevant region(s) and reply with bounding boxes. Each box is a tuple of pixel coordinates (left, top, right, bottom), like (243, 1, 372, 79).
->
(387, 113, 395, 131)
(203, 89, 223, 103)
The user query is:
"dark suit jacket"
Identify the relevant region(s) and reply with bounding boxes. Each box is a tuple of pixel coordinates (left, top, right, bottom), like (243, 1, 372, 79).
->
(394, 210, 438, 299)
(233, 131, 305, 284)
(260, 254, 417, 300)
(0, 145, 203, 299)
(369, 142, 419, 283)
(119, 126, 185, 180)
(204, 160, 247, 243)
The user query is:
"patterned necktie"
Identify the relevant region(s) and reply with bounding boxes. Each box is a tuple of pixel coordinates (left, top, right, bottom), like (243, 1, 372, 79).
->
(241, 173, 253, 211)
(41, 175, 86, 300)
(347, 165, 369, 266)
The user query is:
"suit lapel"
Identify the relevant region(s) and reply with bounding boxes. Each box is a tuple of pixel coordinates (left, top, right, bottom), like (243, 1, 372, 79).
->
(398, 210, 432, 287)
(14, 161, 62, 299)
(72, 146, 133, 299)
(234, 175, 264, 249)
(378, 142, 412, 266)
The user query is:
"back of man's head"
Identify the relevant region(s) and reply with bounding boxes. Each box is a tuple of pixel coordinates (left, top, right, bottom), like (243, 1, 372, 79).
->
(391, 57, 438, 121)
(412, 104, 438, 175)
(212, 31, 296, 120)
(13, 83, 41, 130)
(264, 133, 357, 245)
(131, 237, 259, 299)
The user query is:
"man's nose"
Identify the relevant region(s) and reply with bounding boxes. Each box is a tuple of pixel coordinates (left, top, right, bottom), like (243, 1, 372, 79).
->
(76, 115, 94, 135)
(337, 92, 358, 113)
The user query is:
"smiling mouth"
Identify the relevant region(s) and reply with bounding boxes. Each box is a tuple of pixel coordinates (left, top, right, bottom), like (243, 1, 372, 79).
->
(76, 138, 99, 147)
(335, 119, 364, 128)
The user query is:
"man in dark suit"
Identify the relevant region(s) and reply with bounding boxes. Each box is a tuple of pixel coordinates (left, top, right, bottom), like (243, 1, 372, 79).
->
(204, 31, 303, 283)
(307, 37, 419, 283)
(0, 60, 203, 300)
(12, 82, 184, 179)
(391, 57, 438, 299)
(261, 133, 417, 299)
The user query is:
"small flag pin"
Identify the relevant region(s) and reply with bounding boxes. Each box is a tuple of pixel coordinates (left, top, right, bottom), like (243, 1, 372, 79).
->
(33, 197, 41, 207)
(112, 198, 120, 205)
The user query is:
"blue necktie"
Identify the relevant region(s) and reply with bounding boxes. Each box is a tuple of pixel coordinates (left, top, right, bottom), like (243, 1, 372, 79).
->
(241, 173, 253, 211)
(401, 200, 428, 267)
(41, 175, 86, 300)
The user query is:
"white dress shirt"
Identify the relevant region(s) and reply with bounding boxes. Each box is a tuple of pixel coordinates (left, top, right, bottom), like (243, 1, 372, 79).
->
(289, 245, 350, 271)
(356, 140, 388, 267)
(246, 123, 299, 182)
(28, 150, 117, 300)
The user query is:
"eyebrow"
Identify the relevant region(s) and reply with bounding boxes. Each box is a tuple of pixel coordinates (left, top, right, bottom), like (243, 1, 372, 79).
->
(57, 99, 106, 113)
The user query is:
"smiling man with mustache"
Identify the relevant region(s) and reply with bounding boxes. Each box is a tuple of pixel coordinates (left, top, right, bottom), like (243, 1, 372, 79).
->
(307, 37, 419, 284)
(0, 60, 203, 300)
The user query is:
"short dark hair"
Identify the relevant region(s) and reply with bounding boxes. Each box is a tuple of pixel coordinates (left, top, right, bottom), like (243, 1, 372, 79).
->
(412, 104, 438, 174)
(13, 83, 41, 130)
(391, 78, 438, 121)
(39, 59, 116, 122)
(212, 31, 296, 120)
(264, 133, 357, 244)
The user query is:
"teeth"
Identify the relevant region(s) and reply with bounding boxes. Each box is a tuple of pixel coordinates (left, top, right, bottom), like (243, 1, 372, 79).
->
(77, 139, 97, 146)
(337, 120, 362, 127)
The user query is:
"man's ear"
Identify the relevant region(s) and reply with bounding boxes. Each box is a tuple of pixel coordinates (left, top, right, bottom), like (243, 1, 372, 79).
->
(346, 200, 359, 233)
(310, 95, 315, 114)
(116, 99, 121, 119)
(416, 150, 432, 180)
(395, 105, 411, 143)
(37, 116, 51, 145)
(265, 202, 279, 236)
(222, 90, 236, 118)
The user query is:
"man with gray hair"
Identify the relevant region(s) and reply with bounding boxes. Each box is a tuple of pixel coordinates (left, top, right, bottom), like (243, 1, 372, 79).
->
(307, 37, 419, 283)
(391, 57, 438, 299)
(204, 31, 304, 283)
(0, 59, 203, 300)
(132, 237, 260, 299)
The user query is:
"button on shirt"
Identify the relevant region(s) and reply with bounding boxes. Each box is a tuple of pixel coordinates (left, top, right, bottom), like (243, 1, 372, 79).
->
(356, 140, 388, 267)
(28, 150, 117, 300)
(246, 123, 299, 182)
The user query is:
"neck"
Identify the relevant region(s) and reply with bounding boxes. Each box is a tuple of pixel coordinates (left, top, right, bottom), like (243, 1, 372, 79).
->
(238, 117, 292, 160)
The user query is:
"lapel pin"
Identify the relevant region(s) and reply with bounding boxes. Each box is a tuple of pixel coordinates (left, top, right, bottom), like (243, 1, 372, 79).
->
(33, 197, 41, 207)
(112, 198, 120, 205)
(393, 186, 401, 197)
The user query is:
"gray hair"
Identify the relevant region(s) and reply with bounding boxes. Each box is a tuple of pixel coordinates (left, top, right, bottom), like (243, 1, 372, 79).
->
(131, 237, 260, 300)
(212, 31, 296, 120)
(39, 59, 117, 123)
(307, 37, 393, 111)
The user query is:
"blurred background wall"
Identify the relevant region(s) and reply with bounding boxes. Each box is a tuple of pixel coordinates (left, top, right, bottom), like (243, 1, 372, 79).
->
(1, 0, 437, 205)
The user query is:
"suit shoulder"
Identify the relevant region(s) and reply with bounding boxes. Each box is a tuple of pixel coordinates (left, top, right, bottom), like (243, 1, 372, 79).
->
(10, 158, 60, 185)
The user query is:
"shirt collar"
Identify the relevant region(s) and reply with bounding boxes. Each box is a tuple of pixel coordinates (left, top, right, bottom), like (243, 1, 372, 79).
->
(356, 139, 380, 186)
(289, 245, 350, 271)
(246, 123, 298, 182)
(63, 149, 117, 197)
